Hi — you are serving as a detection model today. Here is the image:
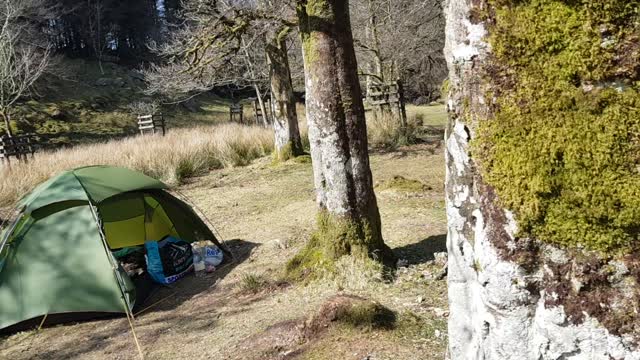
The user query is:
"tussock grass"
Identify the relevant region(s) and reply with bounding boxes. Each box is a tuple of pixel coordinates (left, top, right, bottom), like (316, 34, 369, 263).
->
(335, 300, 396, 331)
(0, 123, 273, 207)
(239, 273, 269, 294)
(367, 113, 420, 150)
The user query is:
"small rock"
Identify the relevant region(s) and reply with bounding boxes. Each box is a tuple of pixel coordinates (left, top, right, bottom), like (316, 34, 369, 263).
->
(434, 265, 448, 281)
(434, 252, 448, 266)
(432, 307, 449, 318)
(397, 258, 409, 268)
(417, 296, 425, 304)
(435, 329, 442, 338)
(269, 239, 287, 250)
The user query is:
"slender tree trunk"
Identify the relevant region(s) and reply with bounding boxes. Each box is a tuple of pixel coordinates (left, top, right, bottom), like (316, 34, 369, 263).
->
(253, 84, 269, 126)
(366, 0, 384, 84)
(1, 111, 13, 138)
(241, 37, 270, 126)
(294, 0, 394, 268)
(266, 30, 304, 161)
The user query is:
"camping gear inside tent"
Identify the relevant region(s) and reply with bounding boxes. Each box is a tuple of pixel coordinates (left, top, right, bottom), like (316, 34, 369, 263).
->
(0, 165, 228, 331)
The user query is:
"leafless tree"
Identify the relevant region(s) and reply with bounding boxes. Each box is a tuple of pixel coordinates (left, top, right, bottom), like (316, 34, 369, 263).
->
(145, 0, 304, 158)
(126, 100, 161, 116)
(0, 0, 52, 137)
(351, 0, 446, 101)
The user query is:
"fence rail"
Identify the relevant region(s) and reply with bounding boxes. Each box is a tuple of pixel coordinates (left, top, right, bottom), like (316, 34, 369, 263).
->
(137, 114, 166, 136)
(0, 134, 39, 163)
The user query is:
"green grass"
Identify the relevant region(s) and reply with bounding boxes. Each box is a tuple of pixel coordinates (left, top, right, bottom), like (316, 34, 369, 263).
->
(406, 104, 447, 127)
(240, 273, 270, 293)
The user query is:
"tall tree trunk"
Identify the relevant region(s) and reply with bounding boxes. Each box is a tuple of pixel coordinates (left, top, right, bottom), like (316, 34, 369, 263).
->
(365, 0, 383, 84)
(241, 37, 270, 126)
(293, 0, 394, 270)
(446, 0, 640, 359)
(1, 111, 13, 138)
(266, 30, 303, 160)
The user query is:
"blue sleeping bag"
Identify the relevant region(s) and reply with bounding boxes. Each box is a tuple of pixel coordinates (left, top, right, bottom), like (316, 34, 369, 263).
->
(145, 236, 194, 284)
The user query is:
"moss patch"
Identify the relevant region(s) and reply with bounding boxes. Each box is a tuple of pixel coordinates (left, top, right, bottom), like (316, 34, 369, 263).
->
(477, 0, 640, 255)
(377, 175, 432, 193)
(334, 301, 396, 330)
(285, 210, 392, 281)
(303, 295, 396, 338)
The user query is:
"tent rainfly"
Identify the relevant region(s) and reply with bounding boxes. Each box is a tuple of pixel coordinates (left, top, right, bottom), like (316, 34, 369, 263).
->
(0, 165, 227, 330)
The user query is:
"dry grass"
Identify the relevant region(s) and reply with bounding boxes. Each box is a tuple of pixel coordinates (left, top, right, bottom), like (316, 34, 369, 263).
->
(367, 113, 420, 150)
(0, 104, 446, 209)
(0, 123, 273, 207)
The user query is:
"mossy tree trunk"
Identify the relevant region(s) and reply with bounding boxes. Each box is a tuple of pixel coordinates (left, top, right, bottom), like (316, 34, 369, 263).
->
(446, 0, 640, 358)
(293, 0, 395, 269)
(266, 28, 304, 161)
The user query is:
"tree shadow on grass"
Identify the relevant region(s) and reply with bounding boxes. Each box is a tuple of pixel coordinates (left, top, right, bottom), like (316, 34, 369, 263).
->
(392, 233, 447, 265)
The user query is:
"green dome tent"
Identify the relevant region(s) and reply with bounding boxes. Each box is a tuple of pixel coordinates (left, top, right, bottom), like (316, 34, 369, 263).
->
(0, 166, 226, 331)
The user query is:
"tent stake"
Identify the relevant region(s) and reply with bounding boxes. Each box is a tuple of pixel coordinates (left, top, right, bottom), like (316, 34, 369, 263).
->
(122, 300, 145, 360)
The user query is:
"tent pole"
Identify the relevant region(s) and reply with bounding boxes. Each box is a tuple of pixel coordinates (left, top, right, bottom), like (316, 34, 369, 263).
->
(85, 199, 144, 359)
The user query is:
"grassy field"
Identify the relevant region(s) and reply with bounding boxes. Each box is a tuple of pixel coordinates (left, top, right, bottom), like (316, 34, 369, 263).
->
(0, 104, 448, 359)
(406, 104, 447, 126)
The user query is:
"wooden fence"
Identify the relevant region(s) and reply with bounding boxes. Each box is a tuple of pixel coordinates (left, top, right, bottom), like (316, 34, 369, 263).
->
(137, 114, 166, 136)
(229, 104, 244, 123)
(0, 134, 39, 163)
(252, 98, 271, 125)
(366, 80, 407, 126)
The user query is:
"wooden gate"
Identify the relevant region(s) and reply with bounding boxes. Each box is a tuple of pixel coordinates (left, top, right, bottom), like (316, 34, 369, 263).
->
(252, 98, 271, 125)
(0, 134, 39, 163)
(366, 80, 407, 126)
(137, 114, 166, 136)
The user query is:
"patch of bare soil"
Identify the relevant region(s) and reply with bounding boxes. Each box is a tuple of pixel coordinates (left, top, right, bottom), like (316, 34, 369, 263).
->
(0, 141, 448, 360)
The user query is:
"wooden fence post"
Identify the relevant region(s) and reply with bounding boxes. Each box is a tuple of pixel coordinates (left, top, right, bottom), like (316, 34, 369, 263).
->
(229, 104, 243, 123)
